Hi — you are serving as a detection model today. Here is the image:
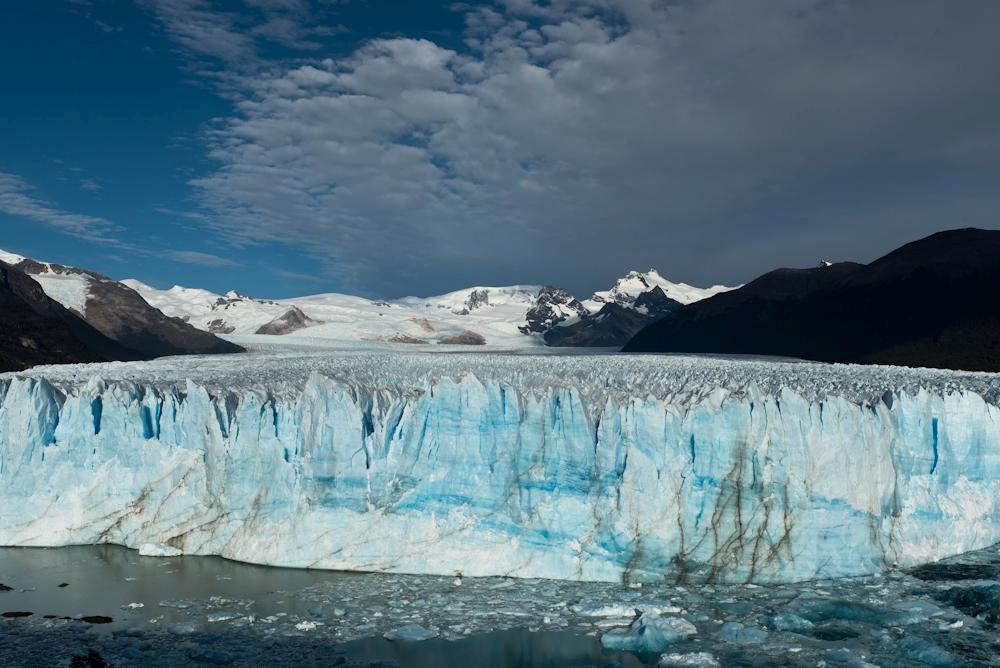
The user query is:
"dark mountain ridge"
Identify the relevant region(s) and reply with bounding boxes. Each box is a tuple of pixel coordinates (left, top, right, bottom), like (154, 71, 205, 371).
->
(0, 262, 139, 371)
(624, 228, 1000, 372)
(1, 256, 244, 373)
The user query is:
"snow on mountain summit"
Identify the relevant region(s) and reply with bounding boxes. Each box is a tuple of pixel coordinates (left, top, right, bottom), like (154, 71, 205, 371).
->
(584, 269, 736, 311)
(1, 248, 94, 315)
(121, 269, 734, 347)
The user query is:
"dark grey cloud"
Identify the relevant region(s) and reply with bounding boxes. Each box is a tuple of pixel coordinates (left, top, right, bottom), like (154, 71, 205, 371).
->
(154, 0, 1000, 296)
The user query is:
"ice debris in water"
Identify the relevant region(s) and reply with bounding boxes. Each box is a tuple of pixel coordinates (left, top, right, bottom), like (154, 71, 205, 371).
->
(4, 540, 1000, 667)
(294, 621, 322, 632)
(658, 652, 721, 668)
(716, 621, 768, 644)
(761, 612, 813, 632)
(383, 624, 439, 641)
(138, 543, 182, 557)
(600, 612, 697, 653)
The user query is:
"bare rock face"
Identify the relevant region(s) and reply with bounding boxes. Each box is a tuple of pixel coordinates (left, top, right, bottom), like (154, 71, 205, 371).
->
(519, 286, 588, 334)
(207, 319, 236, 335)
(5, 256, 243, 359)
(452, 289, 490, 315)
(82, 278, 244, 356)
(439, 330, 487, 345)
(254, 307, 321, 336)
(0, 261, 137, 372)
(546, 286, 682, 348)
(411, 318, 435, 333)
(389, 334, 429, 344)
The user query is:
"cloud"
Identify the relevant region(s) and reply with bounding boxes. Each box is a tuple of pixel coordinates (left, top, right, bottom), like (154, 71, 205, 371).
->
(139, 0, 258, 66)
(79, 178, 103, 192)
(140, 0, 342, 70)
(276, 269, 324, 282)
(0, 171, 122, 242)
(148, 0, 1000, 297)
(165, 249, 241, 267)
(0, 171, 244, 268)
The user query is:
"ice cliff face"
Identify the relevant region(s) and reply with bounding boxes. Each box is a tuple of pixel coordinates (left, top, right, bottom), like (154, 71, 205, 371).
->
(1, 351, 998, 584)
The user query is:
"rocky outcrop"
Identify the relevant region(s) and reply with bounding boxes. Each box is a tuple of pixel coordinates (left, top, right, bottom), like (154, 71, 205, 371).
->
(5, 256, 243, 359)
(254, 307, 321, 335)
(519, 286, 588, 334)
(439, 330, 487, 345)
(546, 286, 682, 347)
(0, 261, 137, 372)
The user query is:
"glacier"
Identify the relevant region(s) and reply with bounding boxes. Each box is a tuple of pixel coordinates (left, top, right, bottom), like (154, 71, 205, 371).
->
(1, 348, 998, 584)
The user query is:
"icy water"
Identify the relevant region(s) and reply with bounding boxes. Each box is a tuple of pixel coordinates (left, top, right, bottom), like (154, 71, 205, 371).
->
(1, 545, 999, 667)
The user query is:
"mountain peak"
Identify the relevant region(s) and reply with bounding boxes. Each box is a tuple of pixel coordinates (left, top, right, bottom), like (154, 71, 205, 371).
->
(585, 269, 736, 311)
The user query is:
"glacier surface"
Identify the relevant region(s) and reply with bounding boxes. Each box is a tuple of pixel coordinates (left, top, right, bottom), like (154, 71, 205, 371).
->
(1, 349, 998, 584)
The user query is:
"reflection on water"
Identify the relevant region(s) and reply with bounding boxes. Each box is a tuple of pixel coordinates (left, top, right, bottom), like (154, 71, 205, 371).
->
(0, 544, 348, 625)
(1, 543, 999, 667)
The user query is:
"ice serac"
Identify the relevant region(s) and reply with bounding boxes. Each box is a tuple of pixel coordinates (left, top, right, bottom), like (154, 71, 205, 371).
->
(1, 353, 998, 584)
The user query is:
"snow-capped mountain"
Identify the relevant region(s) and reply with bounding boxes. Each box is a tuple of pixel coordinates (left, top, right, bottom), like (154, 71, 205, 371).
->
(583, 269, 735, 311)
(123, 271, 735, 347)
(125, 280, 548, 347)
(1, 259, 136, 371)
(519, 286, 589, 334)
(0, 250, 241, 362)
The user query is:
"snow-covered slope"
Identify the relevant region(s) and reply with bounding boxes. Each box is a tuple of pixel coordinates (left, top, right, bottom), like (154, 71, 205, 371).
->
(0, 250, 93, 316)
(584, 270, 736, 311)
(120, 281, 288, 335)
(2, 349, 997, 583)
(124, 280, 548, 347)
(0, 251, 242, 360)
(123, 272, 736, 347)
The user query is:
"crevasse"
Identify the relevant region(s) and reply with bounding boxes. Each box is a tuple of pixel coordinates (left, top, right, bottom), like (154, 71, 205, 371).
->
(1, 362, 998, 584)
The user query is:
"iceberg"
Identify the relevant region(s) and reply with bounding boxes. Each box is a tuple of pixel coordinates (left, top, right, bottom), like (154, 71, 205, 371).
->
(1, 350, 998, 584)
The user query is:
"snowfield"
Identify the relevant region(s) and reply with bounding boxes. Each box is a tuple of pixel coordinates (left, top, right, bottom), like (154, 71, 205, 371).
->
(1, 345, 998, 584)
(122, 270, 738, 346)
(123, 280, 548, 346)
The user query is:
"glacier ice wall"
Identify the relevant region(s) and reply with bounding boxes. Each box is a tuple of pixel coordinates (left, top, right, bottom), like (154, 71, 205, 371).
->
(1, 352, 999, 584)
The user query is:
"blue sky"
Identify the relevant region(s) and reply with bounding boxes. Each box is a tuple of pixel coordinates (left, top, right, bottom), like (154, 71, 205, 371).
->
(2, 1, 999, 299)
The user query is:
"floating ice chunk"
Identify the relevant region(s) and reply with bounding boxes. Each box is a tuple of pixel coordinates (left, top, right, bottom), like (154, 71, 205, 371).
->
(593, 617, 638, 629)
(159, 600, 195, 609)
(890, 636, 957, 667)
(658, 652, 721, 667)
(717, 622, 768, 644)
(825, 648, 879, 667)
(798, 600, 922, 626)
(572, 602, 638, 617)
(601, 613, 697, 653)
(207, 611, 242, 623)
(893, 599, 946, 618)
(139, 543, 182, 558)
(383, 624, 439, 641)
(121, 602, 145, 610)
(294, 621, 322, 631)
(761, 612, 813, 632)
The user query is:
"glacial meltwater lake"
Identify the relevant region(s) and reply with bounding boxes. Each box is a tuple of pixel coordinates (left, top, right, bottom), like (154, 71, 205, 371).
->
(1, 544, 999, 667)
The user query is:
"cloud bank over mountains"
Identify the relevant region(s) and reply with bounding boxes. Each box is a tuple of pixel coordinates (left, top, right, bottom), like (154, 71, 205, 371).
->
(10, 1, 1000, 297)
